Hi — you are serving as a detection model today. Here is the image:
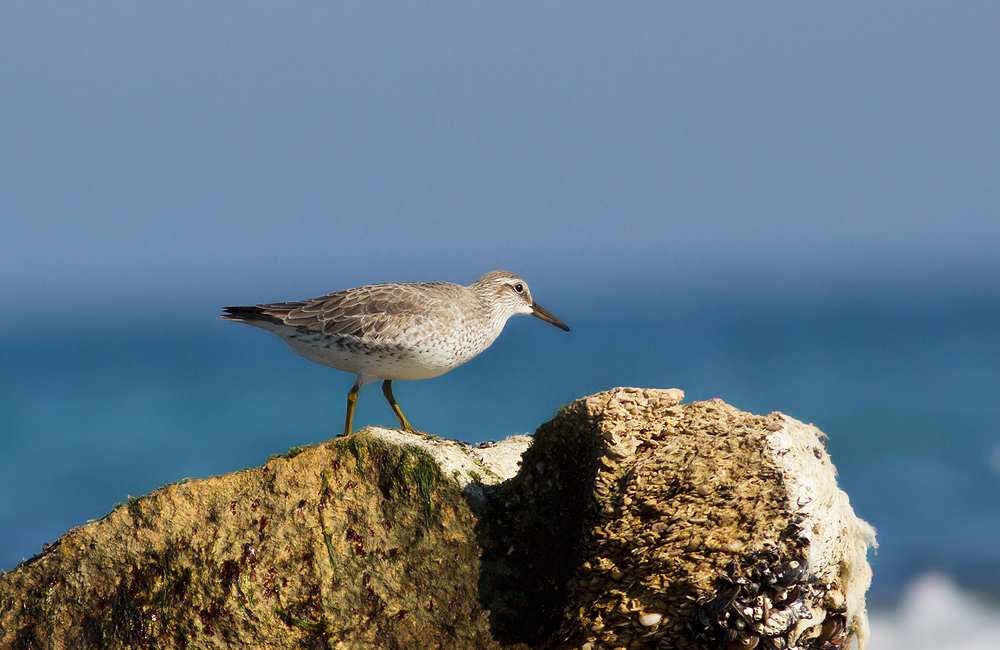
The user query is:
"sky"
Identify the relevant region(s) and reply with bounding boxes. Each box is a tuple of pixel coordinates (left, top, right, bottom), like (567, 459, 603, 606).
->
(2, 2, 1000, 331)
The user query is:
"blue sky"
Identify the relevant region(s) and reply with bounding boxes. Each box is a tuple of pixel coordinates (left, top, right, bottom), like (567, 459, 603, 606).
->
(3, 2, 999, 330)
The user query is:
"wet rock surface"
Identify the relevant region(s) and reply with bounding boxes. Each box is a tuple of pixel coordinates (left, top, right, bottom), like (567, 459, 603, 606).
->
(0, 389, 875, 649)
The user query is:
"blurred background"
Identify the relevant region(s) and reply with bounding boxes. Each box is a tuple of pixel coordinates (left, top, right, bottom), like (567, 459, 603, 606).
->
(2, 3, 999, 646)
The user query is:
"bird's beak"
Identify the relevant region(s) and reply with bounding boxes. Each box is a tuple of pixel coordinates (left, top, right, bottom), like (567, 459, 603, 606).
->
(531, 301, 570, 332)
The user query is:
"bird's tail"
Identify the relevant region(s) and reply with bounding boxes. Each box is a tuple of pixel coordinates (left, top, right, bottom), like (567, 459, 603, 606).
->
(220, 305, 283, 324)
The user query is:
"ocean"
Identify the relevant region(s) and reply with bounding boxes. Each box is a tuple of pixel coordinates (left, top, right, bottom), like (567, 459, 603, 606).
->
(2, 292, 998, 647)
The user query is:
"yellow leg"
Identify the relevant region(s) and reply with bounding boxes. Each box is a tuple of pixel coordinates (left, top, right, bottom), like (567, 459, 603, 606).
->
(382, 380, 414, 431)
(343, 383, 360, 437)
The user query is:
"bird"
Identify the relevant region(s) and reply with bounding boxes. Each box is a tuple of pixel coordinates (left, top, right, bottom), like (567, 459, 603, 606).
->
(221, 270, 570, 436)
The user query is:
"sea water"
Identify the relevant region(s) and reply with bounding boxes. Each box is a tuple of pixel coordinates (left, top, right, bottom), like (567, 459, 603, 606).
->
(2, 294, 998, 647)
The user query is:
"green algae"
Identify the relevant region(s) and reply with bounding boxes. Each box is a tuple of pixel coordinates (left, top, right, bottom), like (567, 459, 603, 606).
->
(334, 434, 447, 525)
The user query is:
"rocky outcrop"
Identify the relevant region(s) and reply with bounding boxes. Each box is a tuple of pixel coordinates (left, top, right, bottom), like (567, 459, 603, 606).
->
(0, 388, 876, 650)
(486, 389, 876, 650)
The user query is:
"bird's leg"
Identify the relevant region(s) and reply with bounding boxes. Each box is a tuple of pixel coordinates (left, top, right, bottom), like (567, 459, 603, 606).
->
(382, 380, 414, 432)
(343, 382, 360, 437)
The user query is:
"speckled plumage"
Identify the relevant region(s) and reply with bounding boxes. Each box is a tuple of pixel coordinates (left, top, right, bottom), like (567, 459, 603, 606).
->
(222, 270, 569, 435)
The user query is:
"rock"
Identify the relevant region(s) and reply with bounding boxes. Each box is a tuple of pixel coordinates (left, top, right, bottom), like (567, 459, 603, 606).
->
(476, 388, 875, 650)
(0, 430, 518, 650)
(0, 389, 875, 650)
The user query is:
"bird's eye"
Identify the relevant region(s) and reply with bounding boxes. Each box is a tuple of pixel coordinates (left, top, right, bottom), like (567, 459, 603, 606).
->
(514, 283, 524, 293)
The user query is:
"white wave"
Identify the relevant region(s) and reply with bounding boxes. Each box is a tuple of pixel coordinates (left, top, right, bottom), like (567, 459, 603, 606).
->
(868, 573, 1000, 650)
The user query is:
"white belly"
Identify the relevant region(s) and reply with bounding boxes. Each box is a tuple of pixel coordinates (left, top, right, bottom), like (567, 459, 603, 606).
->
(281, 329, 490, 382)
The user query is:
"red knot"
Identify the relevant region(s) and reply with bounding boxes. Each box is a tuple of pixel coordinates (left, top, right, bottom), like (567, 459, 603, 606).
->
(222, 270, 569, 435)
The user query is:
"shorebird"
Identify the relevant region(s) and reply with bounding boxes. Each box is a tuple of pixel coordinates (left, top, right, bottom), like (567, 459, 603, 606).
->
(222, 270, 569, 436)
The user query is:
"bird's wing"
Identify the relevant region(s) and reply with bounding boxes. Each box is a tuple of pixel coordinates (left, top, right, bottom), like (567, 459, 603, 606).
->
(255, 282, 454, 342)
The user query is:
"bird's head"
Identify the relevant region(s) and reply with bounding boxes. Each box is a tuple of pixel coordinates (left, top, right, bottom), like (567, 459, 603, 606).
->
(472, 270, 570, 332)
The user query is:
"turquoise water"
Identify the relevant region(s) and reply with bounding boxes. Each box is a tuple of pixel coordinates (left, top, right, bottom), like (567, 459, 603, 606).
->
(2, 295, 998, 602)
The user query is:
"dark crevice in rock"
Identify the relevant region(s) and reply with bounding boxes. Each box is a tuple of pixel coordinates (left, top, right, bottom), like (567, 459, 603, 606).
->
(474, 405, 604, 646)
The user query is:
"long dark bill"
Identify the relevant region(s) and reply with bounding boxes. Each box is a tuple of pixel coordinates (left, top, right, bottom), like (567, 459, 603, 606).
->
(531, 301, 570, 332)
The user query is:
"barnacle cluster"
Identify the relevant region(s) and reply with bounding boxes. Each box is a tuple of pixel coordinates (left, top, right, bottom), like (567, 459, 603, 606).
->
(691, 549, 849, 650)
